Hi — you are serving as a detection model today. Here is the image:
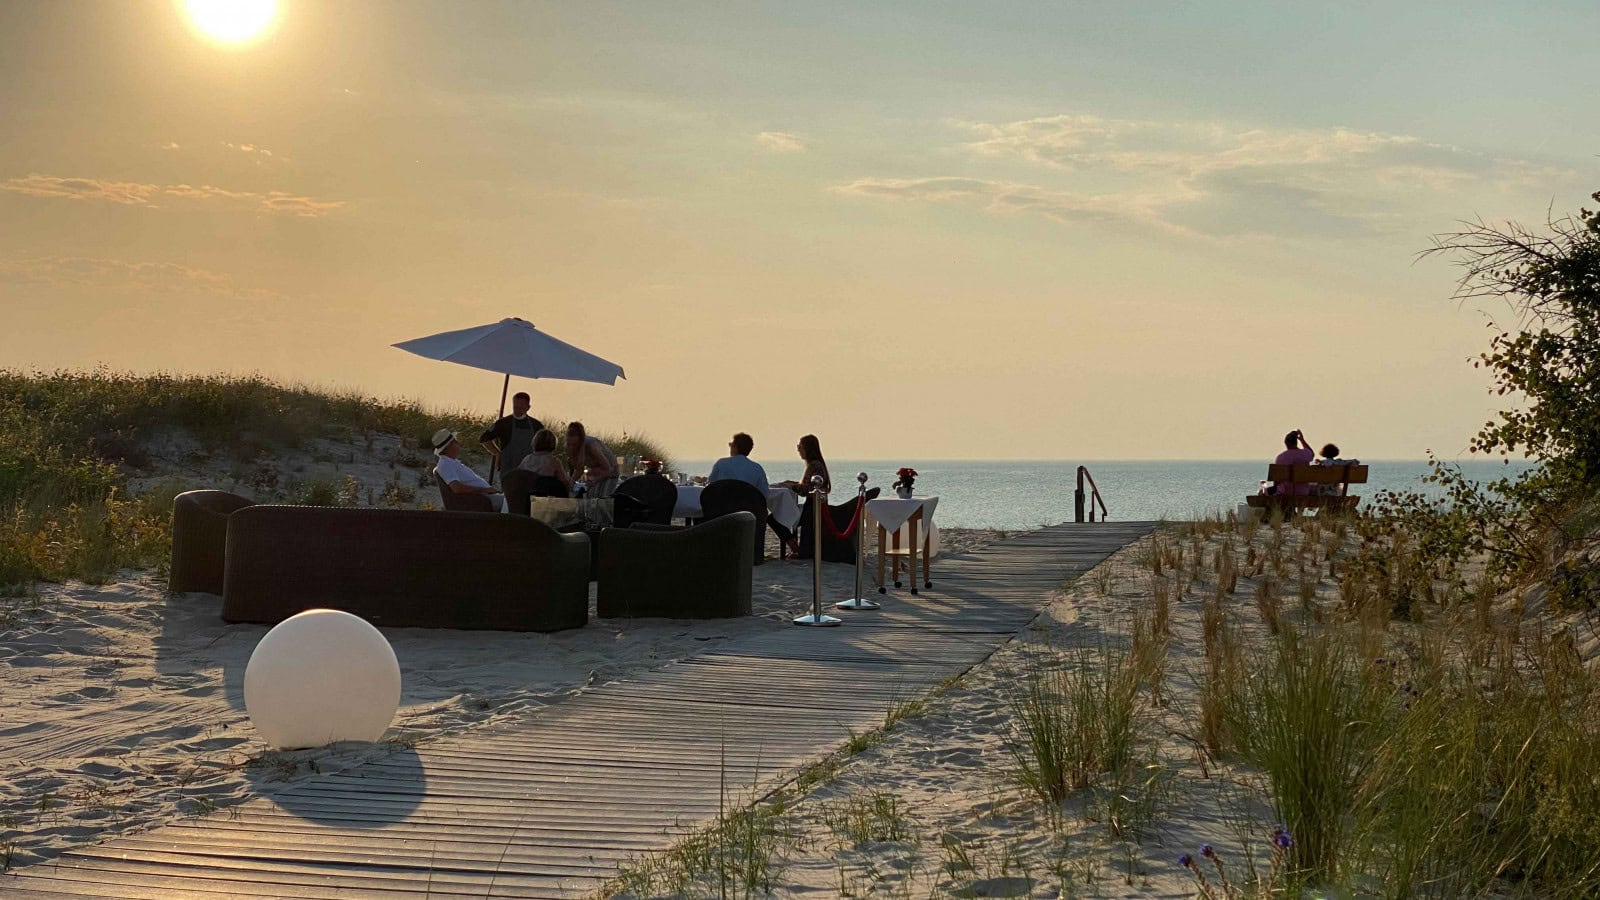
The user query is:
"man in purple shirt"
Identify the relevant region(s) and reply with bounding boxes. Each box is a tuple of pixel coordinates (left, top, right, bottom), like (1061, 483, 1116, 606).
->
(1273, 429, 1316, 495)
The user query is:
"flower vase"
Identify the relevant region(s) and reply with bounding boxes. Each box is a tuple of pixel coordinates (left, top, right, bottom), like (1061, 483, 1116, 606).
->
(895, 484, 914, 500)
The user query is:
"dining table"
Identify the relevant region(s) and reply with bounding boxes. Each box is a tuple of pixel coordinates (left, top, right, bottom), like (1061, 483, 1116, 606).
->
(672, 483, 804, 530)
(865, 495, 939, 595)
(525, 497, 614, 530)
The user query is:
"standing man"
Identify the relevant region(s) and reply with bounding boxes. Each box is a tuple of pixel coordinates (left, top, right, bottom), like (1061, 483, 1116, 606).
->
(480, 391, 544, 481)
(708, 432, 769, 491)
(432, 429, 504, 512)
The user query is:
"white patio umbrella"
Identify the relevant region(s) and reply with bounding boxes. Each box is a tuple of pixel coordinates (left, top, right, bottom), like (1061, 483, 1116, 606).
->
(392, 318, 626, 477)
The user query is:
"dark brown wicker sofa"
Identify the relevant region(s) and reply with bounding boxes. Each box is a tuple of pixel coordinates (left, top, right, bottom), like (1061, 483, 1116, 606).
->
(170, 489, 256, 594)
(596, 511, 755, 619)
(222, 505, 591, 631)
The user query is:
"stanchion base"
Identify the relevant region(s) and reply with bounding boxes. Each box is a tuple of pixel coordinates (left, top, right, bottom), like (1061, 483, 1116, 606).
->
(834, 598, 880, 611)
(925, 581, 933, 589)
(877, 587, 886, 594)
(793, 613, 843, 627)
(910, 588, 920, 596)
(894, 580, 902, 588)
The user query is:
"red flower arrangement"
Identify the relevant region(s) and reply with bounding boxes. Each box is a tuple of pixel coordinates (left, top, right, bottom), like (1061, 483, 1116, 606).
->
(893, 467, 917, 496)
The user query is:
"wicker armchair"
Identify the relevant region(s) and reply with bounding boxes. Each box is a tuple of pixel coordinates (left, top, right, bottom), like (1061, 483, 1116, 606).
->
(615, 475, 677, 525)
(700, 479, 769, 562)
(222, 506, 591, 631)
(435, 472, 495, 513)
(169, 490, 256, 594)
(596, 512, 755, 619)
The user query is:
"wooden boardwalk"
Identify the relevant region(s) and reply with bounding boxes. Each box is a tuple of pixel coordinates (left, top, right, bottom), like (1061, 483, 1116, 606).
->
(6, 522, 1154, 899)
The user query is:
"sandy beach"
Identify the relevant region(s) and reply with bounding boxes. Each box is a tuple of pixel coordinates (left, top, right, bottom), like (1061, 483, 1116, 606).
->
(0, 523, 1001, 871)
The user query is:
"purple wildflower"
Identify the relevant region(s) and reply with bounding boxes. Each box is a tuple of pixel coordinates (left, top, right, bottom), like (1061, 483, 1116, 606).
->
(1179, 853, 1194, 867)
(1200, 843, 1215, 859)
(1272, 825, 1294, 849)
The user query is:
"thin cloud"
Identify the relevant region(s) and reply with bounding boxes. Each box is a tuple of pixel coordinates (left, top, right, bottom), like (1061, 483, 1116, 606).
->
(1, 174, 159, 205)
(0, 256, 283, 302)
(840, 113, 1573, 239)
(3, 173, 344, 217)
(756, 131, 806, 153)
(222, 140, 289, 163)
(834, 176, 1175, 232)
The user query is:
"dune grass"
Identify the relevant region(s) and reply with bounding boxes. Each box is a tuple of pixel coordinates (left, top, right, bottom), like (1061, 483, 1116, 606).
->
(0, 369, 671, 593)
(1165, 509, 1600, 898)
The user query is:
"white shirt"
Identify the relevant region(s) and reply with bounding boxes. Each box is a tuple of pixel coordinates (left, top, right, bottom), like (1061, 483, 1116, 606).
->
(435, 455, 490, 490)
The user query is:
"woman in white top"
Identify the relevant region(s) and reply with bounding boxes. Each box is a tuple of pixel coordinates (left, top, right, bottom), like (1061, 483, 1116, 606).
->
(1313, 443, 1359, 495)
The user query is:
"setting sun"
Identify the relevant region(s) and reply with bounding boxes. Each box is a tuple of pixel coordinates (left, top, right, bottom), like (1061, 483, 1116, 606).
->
(183, 0, 278, 44)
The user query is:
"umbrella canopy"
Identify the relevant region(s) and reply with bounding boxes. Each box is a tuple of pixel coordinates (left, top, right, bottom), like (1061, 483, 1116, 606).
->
(392, 317, 625, 385)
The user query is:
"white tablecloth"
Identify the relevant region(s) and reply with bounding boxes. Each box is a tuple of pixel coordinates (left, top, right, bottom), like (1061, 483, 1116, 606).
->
(526, 498, 614, 529)
(865, 496, 940, 558)
(673, 484, 804, 530)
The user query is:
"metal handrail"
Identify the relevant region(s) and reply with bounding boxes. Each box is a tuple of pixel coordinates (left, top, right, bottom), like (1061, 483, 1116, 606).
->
(1074, 465, 1108, 522)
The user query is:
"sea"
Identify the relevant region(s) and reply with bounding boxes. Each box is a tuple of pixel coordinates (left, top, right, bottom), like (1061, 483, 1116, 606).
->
(671, 459, 1535, 530)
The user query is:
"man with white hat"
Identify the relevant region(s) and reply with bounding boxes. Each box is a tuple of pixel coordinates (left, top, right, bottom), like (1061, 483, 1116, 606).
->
(431, 428, 504, 512)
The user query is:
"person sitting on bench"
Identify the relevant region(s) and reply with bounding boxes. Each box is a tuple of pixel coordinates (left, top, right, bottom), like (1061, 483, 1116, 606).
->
(1259, 429, 1315, 496)
(1312, 442, 1360, 495)
(433, 428, 505, 512)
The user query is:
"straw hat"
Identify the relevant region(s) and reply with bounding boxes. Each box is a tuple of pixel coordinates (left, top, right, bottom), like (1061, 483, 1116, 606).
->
(430, 429, 457, 456)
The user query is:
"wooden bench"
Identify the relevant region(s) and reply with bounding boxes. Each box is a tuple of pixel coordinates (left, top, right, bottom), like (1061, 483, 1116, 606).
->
(1245, 463, 1368, 514)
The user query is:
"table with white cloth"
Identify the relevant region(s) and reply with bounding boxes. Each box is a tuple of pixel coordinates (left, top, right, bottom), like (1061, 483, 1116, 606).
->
(671, 484, 804, 530)
(526, 497, 614, 530)
(865, 496, 939, 595)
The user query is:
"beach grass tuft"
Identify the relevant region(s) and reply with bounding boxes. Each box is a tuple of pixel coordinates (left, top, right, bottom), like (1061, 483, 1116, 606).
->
(1002, 641, 1142, 808)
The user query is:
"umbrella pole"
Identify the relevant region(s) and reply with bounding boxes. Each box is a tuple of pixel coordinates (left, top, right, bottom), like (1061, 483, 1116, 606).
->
(489, 373, 510, 486)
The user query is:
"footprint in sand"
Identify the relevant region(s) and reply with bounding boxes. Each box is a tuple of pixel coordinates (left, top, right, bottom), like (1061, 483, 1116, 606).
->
(911, 747, 983, 769)
(72, 761, 124, 778)
(6, 655, 55, 668)
(42, 686, 114, 704)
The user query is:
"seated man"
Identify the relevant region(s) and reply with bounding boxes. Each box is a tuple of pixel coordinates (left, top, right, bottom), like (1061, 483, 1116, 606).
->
(432, 428, 505, 512)
(708, 432, 770, 492)
(1270, 429, 1316, 496)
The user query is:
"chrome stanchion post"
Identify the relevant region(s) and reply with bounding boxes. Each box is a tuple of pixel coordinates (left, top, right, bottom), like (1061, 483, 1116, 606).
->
(835, 472, 879, 611)
(793, 475, 842, 627)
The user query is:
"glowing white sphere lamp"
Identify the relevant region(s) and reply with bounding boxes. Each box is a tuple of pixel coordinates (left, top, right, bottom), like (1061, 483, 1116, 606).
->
(244, 609, 401, 750)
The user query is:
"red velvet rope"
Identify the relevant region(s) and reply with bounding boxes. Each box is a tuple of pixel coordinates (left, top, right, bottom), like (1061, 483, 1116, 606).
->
(821, 494, 865, 541)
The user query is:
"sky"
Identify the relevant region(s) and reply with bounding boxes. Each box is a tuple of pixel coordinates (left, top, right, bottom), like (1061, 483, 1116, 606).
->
(1, 1, 1596, 461)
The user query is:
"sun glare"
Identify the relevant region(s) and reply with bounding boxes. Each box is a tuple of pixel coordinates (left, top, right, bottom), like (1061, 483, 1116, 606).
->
(184, 0, 279, 44)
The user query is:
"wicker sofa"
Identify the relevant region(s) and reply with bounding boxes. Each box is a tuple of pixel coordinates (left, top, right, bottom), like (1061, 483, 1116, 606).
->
(170, 490, 257, 594)
(596, 512, 755, 619)
(221, 505, 591, 631)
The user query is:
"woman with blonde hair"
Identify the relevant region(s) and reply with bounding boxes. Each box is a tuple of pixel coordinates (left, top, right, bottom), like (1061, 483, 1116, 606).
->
(565, 421, 619, 498)
(517, 428, 570, 483)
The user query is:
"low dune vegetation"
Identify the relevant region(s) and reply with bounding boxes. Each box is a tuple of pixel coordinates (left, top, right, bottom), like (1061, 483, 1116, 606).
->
(0, 369, 668, 596)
